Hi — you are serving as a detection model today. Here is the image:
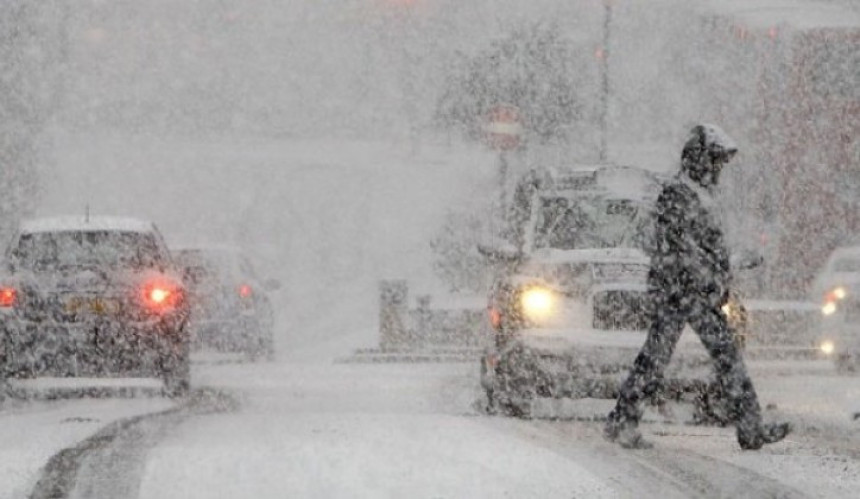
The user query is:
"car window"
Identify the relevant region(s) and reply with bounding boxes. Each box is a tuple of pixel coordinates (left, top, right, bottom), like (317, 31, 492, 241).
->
(13, 231, 164, 271)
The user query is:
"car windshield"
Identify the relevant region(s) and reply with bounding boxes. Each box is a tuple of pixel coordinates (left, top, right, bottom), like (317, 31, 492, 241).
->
(533, 196, 648, 250)
(13, 231, 163, 271)
(176, 249, 255, 285)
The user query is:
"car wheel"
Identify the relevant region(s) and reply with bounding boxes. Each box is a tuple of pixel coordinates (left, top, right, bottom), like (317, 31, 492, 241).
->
(248, 342, 275, 362)
(495, 349, 537, 419)
(480, 356, 498, 414)
(835, 354, 858, 375)
(245, 320, 275, 362)
(498, 393, 534, 419)
(0, 333, 8, 380)
(162, 339, 191, 398)
(164, 374, 190, 398)
(0, 342, 6, 406)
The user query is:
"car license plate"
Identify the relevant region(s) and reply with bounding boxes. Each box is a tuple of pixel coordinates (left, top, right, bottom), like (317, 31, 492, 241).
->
(65, 296, 120, 316)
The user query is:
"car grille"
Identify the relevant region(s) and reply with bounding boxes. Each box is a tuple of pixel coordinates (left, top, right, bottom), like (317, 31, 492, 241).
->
(592, 290, 650, 330)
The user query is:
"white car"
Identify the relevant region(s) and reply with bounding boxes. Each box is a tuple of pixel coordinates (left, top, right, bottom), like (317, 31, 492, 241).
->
(479, 165, 725, 418)
(812, 246, 860, 372)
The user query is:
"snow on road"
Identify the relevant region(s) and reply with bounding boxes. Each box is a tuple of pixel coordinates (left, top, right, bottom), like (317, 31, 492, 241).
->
(0, 396, 174, 499)
(127, 354, 860, 499)
(138, 361, 615, 499)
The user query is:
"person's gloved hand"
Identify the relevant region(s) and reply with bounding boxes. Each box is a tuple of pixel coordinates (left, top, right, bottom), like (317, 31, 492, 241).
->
(720, 290, 731, 307)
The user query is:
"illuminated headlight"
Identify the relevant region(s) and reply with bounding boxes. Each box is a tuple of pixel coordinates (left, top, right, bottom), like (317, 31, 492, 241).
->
(820, 340, 835, 355)
(825, 286, 848, 303)
(520, 286, 556, 323)
(822, 301, 838, 316)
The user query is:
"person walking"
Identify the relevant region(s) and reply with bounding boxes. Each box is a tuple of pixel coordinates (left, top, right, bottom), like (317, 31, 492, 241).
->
(604, 124, 791, 450)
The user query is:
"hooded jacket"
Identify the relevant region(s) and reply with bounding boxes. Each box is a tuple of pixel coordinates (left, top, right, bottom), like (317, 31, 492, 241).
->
(647, 125, 736, 306)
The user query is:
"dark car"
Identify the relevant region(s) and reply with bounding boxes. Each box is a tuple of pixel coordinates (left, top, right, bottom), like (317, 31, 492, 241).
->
(0, 216, 191, 397)
(174, 247, 277, 361)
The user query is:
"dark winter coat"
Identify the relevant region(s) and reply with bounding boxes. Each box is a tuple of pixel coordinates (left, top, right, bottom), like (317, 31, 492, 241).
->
(647, 175, 731, 307)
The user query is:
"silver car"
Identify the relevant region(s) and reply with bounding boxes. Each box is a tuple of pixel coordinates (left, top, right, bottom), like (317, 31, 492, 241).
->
(174, 246, 278, 361)
(813, 247, 860, 372)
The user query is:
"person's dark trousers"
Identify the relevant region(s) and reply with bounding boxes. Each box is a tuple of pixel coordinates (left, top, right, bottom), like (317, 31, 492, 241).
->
(606, 292, 763, 438)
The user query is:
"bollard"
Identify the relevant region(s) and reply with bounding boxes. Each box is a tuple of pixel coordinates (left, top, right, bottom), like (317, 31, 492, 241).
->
(414, 295, 432, 348)
(379, 280, 409, 351)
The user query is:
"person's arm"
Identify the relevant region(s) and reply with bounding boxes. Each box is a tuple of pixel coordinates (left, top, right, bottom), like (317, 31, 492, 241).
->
(652, 185, 688, 258)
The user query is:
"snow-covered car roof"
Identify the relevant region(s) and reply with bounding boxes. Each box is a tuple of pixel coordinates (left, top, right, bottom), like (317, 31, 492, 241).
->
(540, 164, 664, 202)
(18, 216, 157, 234)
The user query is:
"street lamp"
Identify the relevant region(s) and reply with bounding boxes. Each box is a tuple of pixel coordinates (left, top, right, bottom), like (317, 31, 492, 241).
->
(598, 0, 613, 163)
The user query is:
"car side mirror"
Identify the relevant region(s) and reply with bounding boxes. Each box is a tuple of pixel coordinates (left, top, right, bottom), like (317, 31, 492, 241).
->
(731, 250, 764, 271)
(264, 278, 281, 291)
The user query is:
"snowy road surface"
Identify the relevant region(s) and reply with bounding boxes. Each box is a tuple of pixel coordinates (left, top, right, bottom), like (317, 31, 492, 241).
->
(4, 354, 858, 499)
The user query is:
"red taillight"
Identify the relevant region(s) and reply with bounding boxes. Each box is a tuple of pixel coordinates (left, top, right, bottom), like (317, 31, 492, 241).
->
(150, 287, 171, 304)
(488, 307, 502, 330)
(141, 280, 182, 312)
(238, 284, 252, 298)
(0, 287, 16, 307)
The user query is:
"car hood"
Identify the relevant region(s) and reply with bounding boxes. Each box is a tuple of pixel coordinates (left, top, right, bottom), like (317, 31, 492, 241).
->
(528, 247, 649, 266)
(513, 247, 649, 294)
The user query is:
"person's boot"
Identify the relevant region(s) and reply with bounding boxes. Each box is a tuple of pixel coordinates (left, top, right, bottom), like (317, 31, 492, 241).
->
(604, 414, 653, 449)
(737, 422, 792, 450)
